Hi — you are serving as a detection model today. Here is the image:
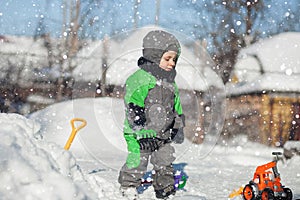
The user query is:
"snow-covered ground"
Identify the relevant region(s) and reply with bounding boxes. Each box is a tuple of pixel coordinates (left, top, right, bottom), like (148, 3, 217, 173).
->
(1, 97, 300, 200)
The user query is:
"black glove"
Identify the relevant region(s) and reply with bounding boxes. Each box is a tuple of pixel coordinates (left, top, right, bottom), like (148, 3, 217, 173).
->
(139, 137, 161, 152)
(171, 127, 184, 144)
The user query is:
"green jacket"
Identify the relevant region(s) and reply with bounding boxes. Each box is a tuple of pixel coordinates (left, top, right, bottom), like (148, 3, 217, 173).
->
(123, 69, 183, 168)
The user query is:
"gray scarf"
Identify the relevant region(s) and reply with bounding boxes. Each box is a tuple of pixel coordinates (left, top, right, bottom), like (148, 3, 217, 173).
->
(138, 57, 176, 83)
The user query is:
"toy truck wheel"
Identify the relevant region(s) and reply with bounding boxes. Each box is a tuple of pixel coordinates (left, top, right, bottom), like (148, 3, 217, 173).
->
(283, 188, 293, 200)
(261, 188, 274, 200)
(243, 184, 258, 200)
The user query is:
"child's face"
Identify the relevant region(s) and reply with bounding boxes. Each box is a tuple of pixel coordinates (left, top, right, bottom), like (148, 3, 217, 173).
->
(159, 51, 177, 72)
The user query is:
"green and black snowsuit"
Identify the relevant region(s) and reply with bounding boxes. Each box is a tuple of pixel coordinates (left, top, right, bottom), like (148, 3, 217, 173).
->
(118, 30, 185, 196)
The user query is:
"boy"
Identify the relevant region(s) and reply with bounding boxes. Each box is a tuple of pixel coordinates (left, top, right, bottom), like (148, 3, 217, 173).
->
(118, 30, 185, 199)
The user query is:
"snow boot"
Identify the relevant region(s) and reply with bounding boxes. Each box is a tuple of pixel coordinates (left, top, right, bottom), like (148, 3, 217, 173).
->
(120, 186, 139, 199)
(155, 185, 176, 199)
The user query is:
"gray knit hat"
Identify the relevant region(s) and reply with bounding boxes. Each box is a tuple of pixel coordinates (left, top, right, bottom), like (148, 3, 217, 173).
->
(142, 30, 181, 64)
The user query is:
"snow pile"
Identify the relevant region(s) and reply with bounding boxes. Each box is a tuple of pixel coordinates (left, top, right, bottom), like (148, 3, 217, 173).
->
(0, 113, 95, 200)
(283, 140, 300, 159)
(284, 141, 300, 151)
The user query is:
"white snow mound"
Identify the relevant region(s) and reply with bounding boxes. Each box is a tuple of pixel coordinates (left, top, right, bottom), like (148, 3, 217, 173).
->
(0, 113, 95, 200)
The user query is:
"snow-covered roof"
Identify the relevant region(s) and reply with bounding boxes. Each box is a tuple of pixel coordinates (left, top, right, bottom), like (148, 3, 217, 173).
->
(227, 32, 300, 95)
(0, 35, 48, 56)
(74, 25, 222, 91)
(0, 36, 53, 85)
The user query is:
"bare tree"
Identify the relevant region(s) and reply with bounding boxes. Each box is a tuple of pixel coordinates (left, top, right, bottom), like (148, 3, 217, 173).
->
(176, 0, 299, 83)
(155, 0, 161, 25)
(34, 0, 104, 101)
(133, 0, 141, 28)
(209, 0, 264, 82)
(188, 0, 263, 82)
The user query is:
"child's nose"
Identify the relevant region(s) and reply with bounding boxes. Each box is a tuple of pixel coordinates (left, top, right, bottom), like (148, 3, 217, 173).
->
(169, 60, 175, 66)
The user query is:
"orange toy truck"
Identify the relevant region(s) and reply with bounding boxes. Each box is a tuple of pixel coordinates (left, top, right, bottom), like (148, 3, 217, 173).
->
(242, 152, 293, 200)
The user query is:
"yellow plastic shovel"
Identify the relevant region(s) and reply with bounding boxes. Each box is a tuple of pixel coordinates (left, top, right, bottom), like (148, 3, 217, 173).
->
(229, 186, 244, 199)
(64, 118, 87, 150)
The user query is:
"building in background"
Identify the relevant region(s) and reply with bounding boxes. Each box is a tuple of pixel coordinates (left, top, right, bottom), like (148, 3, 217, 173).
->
(226, 32, 300, 146)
